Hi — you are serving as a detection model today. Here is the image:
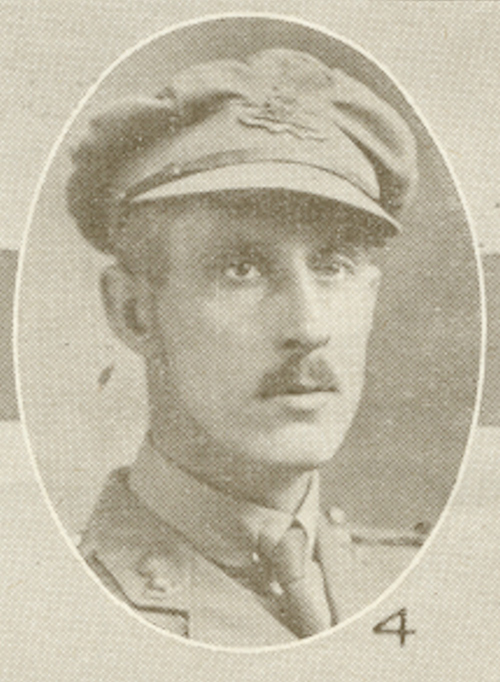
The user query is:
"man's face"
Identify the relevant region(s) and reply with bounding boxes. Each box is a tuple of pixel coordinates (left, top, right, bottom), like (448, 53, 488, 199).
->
(139, 194, 380, 471)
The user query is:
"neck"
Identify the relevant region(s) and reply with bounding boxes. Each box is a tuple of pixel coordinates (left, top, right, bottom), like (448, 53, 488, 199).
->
(149, 410, 313, 514)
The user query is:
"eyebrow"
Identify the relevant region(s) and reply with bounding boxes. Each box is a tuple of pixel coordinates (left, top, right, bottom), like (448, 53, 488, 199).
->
(318, 238, 368, 258)
(194, 232, 369, 270)
(194, 239, 271, 270)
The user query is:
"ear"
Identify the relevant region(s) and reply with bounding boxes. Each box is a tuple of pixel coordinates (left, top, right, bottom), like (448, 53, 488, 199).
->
(100, 265, 156, 358)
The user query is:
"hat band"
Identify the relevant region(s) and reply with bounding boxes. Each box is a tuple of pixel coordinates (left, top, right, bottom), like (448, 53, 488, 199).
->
(120, 147, 378, 205)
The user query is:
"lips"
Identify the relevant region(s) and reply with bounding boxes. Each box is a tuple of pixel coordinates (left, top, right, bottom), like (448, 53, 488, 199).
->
(279, 384, 333, 395)
(258, 355, 339, 399)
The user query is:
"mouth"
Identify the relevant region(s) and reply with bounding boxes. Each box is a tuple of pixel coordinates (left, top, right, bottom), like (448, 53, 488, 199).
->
(262, 389, 337, 417)
(261, 384, 338, 399)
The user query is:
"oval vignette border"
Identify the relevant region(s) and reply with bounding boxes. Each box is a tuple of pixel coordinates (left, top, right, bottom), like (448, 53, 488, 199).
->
(13, 12, 486, 654)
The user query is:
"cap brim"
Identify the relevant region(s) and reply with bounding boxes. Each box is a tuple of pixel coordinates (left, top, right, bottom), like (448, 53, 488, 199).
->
(128, 162, 401, 234)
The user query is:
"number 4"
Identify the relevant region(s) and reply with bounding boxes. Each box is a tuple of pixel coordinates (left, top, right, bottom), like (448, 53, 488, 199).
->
(373, 608, 416, 646)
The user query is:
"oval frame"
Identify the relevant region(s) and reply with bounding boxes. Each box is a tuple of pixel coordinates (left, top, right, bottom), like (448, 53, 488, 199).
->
(14, 12, 485, 653)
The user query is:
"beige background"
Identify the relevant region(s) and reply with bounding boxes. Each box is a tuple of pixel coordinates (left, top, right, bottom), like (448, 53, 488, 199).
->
(1, 1, 500, 680)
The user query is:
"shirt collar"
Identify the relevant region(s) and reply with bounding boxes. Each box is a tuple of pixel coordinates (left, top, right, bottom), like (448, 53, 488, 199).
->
(128, 435, 320, 569)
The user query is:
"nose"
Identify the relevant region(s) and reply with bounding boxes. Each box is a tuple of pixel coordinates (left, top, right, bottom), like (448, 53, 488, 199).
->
(275, 262, 331, 353)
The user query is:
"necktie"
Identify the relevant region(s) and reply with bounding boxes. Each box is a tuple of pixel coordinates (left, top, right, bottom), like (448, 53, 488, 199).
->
(271, 523, 332, 638)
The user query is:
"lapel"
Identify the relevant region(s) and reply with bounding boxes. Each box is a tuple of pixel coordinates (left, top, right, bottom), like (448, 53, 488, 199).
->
(88, 521, 297, 646)
(80, 468, 297, 646)
(188, 551, 296, 646)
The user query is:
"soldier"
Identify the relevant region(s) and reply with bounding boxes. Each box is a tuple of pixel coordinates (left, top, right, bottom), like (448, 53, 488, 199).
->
(67, 47, 422, 647)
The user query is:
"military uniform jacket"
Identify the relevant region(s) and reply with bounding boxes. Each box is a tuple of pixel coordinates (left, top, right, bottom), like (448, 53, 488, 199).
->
(79, 461, 421, 648)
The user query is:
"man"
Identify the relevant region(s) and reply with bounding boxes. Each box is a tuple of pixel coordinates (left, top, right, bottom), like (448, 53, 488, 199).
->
(68, 48, 421, 646)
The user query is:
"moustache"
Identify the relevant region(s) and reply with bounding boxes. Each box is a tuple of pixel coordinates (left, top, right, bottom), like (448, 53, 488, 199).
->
(258, 354, 339, 399)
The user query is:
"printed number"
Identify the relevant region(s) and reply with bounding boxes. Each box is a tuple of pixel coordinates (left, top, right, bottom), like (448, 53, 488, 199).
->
(373, 608, 416, 646)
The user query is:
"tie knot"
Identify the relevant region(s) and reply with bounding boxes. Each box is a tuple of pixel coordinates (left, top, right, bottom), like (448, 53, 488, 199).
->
(271, 524, 308, 585)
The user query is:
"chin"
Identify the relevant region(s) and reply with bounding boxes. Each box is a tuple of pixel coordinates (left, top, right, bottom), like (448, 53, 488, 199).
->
(239, 422, 347, 471)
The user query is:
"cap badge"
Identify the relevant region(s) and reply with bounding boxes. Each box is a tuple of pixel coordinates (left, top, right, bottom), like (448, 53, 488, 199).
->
(237, 88, 328, 141)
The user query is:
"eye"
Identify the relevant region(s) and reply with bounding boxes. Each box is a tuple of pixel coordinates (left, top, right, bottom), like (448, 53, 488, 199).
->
(310, 251, 357, 281)
(223, 259, 262, 283)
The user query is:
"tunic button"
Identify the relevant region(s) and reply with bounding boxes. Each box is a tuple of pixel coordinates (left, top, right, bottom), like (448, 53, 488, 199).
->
(327, 507, 346, 525)
(269, 580, 283, 597)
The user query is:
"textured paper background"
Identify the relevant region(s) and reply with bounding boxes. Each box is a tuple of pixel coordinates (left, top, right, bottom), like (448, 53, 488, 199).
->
(1, 2, 500, 680)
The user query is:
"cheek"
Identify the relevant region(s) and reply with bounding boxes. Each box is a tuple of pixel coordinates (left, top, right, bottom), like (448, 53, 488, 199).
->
(154, 291, 267, 397)
(328, 284, 377, 346)
(325, 286, 377, 385)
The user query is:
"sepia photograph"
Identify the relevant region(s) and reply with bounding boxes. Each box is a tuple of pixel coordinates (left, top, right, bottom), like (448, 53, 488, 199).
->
(1, 1, 500, 679)
(15, 14, 481, 647)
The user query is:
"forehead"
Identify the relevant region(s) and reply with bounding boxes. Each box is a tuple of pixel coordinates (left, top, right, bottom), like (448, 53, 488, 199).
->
(126, 190, 384, 253)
